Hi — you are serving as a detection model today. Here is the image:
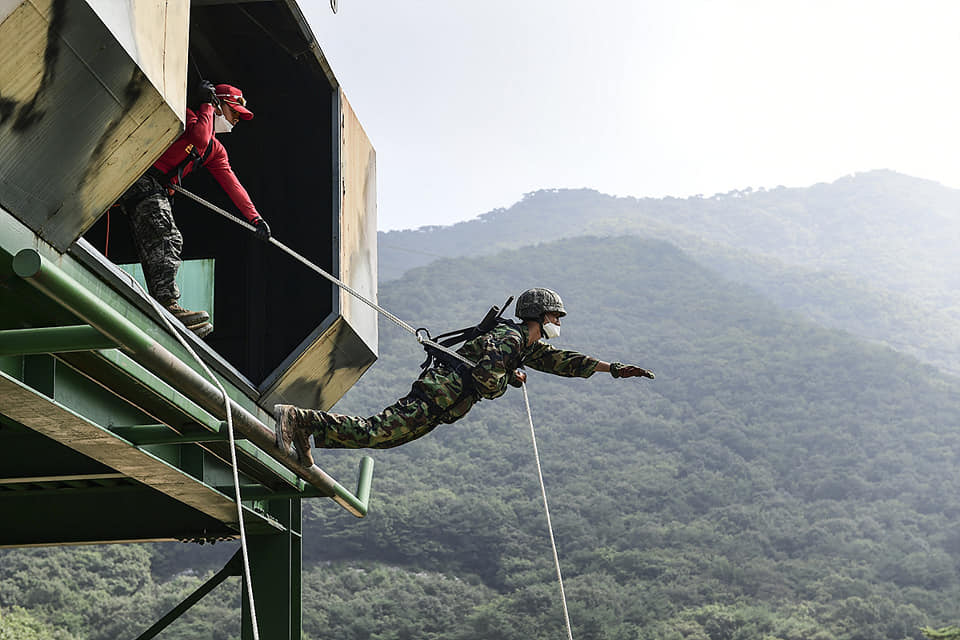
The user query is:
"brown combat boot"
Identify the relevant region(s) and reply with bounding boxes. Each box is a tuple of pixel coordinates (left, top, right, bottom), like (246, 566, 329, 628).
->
(187, 321, 214, 338)
(274, 404, 315, 467)
(165, 302, 210, 327)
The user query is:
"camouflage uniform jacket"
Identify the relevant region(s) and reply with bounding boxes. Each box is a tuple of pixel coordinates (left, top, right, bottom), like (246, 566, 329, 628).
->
(415, 322, 600, 423)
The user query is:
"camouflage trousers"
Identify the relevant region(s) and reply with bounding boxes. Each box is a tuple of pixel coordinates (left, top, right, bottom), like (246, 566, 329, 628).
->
(123, 174, 182, 304)
(304, 379, 478, 449)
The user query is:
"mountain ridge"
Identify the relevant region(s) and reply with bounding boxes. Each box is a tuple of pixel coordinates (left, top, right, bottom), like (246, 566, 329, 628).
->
(379, 170, 960, 375)
(3, 196, 960, 639)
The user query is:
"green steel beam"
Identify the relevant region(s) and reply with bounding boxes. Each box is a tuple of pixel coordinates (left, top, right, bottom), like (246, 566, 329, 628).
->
(110, 423, 240, 445)
(67, 350, 303, 490)
(0, 369, 286, 539)
(272, 455, 372, 516)
(223, 457, 374, 510)
(0, 325, 118, 355)
(63, 349, 226, 433)
(229, 485, 329, 501)
(13, 248, 374, 517)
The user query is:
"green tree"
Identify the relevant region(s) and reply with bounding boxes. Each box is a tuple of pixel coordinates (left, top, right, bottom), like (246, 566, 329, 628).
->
(0, 606, 64, 640)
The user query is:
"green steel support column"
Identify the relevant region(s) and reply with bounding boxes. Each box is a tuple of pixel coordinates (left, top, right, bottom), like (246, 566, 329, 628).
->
(0, 325, 118, 355)
(13, 248, 374, 517)
(355, 455, 374, 509)
(242, 499, 303, 640)
(134, 551, 243, 640)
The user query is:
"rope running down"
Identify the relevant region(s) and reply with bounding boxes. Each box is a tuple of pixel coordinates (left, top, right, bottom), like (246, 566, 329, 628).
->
(522, 382, 575, 640)
(136, 282, 262, 640)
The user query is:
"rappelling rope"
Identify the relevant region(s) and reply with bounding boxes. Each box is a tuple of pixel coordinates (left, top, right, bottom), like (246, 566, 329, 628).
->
(133, 281, 261, 640)
(170, 184, 475, 369)
(521, 382, 575, 640)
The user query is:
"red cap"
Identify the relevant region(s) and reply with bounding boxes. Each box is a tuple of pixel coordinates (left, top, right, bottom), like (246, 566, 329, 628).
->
(214, 84, 253, 120)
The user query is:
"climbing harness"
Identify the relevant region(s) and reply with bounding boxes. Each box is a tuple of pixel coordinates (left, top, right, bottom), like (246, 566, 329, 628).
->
(522, 382, 575, 640)
(163, 139, 215, 192)
(416, 296, 514, 372)
(171, 184, 574, 636)
(412, 300, 520, 421)
(132, 280, 262, 640)
(169, 184, 476, 370)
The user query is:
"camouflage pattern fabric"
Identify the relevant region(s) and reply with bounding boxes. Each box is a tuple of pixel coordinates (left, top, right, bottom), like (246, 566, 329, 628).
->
(310, 322, 600, 449)
(123, 174, 182, 304)
(463, 322, 600, 399)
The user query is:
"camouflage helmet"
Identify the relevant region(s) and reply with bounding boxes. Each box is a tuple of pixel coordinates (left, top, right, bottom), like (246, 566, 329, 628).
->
(515, 288, 566, 320)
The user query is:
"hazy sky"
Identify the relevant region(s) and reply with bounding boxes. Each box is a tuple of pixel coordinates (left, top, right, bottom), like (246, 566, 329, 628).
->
(304, 1, 960, 231)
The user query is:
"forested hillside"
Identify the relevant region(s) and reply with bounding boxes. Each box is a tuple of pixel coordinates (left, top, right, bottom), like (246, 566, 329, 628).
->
(5, 236, 960, 639)
(380, 171, 960, 375)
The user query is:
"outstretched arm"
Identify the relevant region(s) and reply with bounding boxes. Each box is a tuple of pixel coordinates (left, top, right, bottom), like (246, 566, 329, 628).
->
(523, 344, 654, 380)
(524, 343, 600, 378)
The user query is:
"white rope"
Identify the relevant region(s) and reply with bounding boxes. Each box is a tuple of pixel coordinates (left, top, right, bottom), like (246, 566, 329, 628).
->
(169, 184, 476, 369)
(134, 281, 261, 640)
(521, 382, 574, 640)
(168, 185, 569, 640)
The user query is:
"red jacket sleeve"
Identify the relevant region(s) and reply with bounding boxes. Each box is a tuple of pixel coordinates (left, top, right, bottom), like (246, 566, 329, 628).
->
(183, 104, 215, 149)
(202, 138, 261, 223)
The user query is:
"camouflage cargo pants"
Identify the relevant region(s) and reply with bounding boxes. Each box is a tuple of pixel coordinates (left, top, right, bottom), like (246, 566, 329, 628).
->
(124, 174, 182, 304)
(303, 378, 478, 449)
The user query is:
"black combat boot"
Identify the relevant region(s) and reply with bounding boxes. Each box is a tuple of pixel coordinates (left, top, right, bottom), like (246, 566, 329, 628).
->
(274, 404, 315, 467)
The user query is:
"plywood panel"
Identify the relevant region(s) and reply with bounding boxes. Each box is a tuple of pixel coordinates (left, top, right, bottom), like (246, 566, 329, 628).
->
(338, 89, 379, 355)
(0, 0, 184, 249)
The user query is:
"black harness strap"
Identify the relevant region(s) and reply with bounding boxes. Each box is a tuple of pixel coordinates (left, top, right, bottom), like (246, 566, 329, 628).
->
(166, 138, 215, 187)
(418, 297, 514, 374)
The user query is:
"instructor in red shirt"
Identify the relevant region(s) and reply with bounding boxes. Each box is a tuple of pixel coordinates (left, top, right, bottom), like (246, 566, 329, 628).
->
(118, 81, 271, 337)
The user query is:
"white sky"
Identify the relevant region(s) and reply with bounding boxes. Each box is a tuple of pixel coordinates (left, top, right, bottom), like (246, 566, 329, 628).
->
(304, 1, 960, 231)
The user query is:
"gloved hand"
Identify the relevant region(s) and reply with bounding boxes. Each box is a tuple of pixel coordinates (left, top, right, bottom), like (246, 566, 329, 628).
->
(198, 80, 219, 106)
(253, 217, 272, 242)
(610, 362, 655, 379)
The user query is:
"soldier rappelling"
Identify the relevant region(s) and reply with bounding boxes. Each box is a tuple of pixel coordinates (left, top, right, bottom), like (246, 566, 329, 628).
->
(275, 288, 655, 465)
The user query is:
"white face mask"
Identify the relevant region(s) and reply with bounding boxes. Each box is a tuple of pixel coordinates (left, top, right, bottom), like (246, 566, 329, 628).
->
(542, 321, 560, 340)
(214, 112, 233, 134)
